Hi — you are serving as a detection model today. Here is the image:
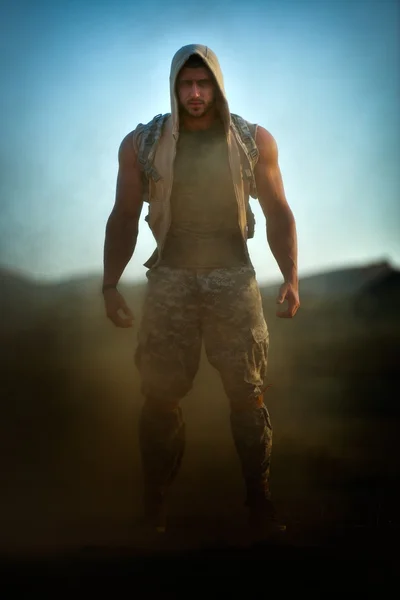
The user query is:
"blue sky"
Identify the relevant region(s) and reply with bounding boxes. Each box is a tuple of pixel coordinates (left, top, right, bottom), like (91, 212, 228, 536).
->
(0, 0, 399, 284)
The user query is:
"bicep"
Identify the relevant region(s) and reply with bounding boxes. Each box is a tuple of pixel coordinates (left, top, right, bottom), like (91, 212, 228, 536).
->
(113, 132, 143, 219)
(254, 127, 289, 219)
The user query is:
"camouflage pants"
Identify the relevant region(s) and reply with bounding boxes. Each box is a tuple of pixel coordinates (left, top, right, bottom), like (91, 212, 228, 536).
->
(135, 265, 273, 505)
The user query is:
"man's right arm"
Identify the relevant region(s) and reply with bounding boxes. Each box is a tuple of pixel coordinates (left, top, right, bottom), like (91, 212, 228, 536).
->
(102, 131, 143, 289)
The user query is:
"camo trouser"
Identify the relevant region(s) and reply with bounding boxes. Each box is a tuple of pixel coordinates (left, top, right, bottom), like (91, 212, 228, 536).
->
(135, 265, 273, 506)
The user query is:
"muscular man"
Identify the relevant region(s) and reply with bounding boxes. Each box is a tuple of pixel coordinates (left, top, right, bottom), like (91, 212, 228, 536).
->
(102, 45, 300, 537)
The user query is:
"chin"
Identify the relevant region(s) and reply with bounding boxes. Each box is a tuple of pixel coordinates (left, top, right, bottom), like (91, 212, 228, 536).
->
(184, 104, 204, 115)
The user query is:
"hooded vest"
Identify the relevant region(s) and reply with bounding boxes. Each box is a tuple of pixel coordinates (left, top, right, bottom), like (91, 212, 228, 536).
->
(132, 44, 259, 269)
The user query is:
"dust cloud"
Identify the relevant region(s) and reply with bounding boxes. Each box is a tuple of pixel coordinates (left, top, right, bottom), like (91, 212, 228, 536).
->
(0, 265, 398, 555)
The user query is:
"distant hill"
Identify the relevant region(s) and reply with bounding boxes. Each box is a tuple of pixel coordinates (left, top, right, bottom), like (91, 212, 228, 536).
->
(1, 259, 399, 331)
(1, 259, 398, 358)
(262, 260, 398, 297)
(2, 258, 399, 301)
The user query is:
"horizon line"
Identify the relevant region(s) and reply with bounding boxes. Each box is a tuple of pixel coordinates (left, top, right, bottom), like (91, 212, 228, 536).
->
(0, 256, 397, 287)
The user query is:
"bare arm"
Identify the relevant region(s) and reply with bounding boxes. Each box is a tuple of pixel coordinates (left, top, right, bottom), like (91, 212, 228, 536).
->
(103, 131, 143, 288)
(254, 126, 300, 317)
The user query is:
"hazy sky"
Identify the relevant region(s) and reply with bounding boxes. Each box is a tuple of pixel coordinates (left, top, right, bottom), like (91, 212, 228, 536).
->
(0, 0, 399, 284)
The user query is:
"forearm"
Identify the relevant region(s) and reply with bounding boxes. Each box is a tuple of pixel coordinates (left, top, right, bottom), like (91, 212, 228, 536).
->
(103, 211, 139, 286)
(266, 207, 298, 286)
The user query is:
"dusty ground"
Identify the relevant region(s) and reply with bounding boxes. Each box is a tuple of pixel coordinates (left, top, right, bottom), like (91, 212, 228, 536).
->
(0, 276, 398, 588)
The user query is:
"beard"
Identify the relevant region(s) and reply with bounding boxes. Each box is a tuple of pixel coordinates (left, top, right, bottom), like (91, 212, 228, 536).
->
(179, 97, 216, 118)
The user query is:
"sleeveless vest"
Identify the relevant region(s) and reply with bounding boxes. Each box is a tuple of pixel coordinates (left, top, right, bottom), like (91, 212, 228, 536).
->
(133, 114, 259, 268)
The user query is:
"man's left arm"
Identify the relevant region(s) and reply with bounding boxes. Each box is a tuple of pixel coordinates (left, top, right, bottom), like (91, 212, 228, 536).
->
(254, 126, 300, 318)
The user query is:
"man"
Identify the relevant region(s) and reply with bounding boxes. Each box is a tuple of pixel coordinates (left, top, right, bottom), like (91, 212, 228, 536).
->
(102, 44, 300, 537)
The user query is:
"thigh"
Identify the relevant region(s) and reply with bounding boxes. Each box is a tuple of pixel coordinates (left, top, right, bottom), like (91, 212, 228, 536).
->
(200, 267, 269, 400)
(135, 267, 202, 400)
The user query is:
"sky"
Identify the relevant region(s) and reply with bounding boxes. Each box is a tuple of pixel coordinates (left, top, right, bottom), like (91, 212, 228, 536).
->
(0, 0, 399, 285)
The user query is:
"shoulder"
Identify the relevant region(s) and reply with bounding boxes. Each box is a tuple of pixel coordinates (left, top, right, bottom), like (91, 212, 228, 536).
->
(230, 115, 276, 156)
(254, 126, 279, 165)
(118, 131, 138, 166)
(131, 113, 171, 151)
(230, 113, 257, 135)
(119, 114, 172, 164)
(255, 125, 277, 151)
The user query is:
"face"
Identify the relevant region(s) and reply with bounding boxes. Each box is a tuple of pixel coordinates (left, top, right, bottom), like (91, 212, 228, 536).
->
(176, 66, 216, 118)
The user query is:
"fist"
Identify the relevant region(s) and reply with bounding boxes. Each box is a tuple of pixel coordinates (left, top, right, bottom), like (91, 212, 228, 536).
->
(276, 282, 300, 318)
(104, 289, 134, 328)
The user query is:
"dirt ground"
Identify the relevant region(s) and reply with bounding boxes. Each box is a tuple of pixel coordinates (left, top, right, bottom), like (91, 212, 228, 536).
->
(0, 278, 398, 588)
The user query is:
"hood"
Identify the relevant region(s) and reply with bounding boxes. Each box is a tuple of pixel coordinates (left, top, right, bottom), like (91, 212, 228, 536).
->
(169, 44, 231, 138)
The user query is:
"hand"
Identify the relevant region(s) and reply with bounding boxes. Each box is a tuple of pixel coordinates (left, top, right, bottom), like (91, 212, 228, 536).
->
(104, 288, 134, 328)
(276, 281, 300, 318)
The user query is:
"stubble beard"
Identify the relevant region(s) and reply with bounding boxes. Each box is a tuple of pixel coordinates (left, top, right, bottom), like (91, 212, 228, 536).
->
(180, 98, 215, 118)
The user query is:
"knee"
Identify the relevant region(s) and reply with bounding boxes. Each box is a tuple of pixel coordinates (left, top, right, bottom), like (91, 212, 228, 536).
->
(143, 396, 181, 413)
(139, 372, 194, 404)
(229, 396, 273, 438)
(229, 394, 265, 413)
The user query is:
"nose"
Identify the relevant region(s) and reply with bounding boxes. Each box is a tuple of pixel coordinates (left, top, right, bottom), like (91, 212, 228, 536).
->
(191, 82, 201, 98)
